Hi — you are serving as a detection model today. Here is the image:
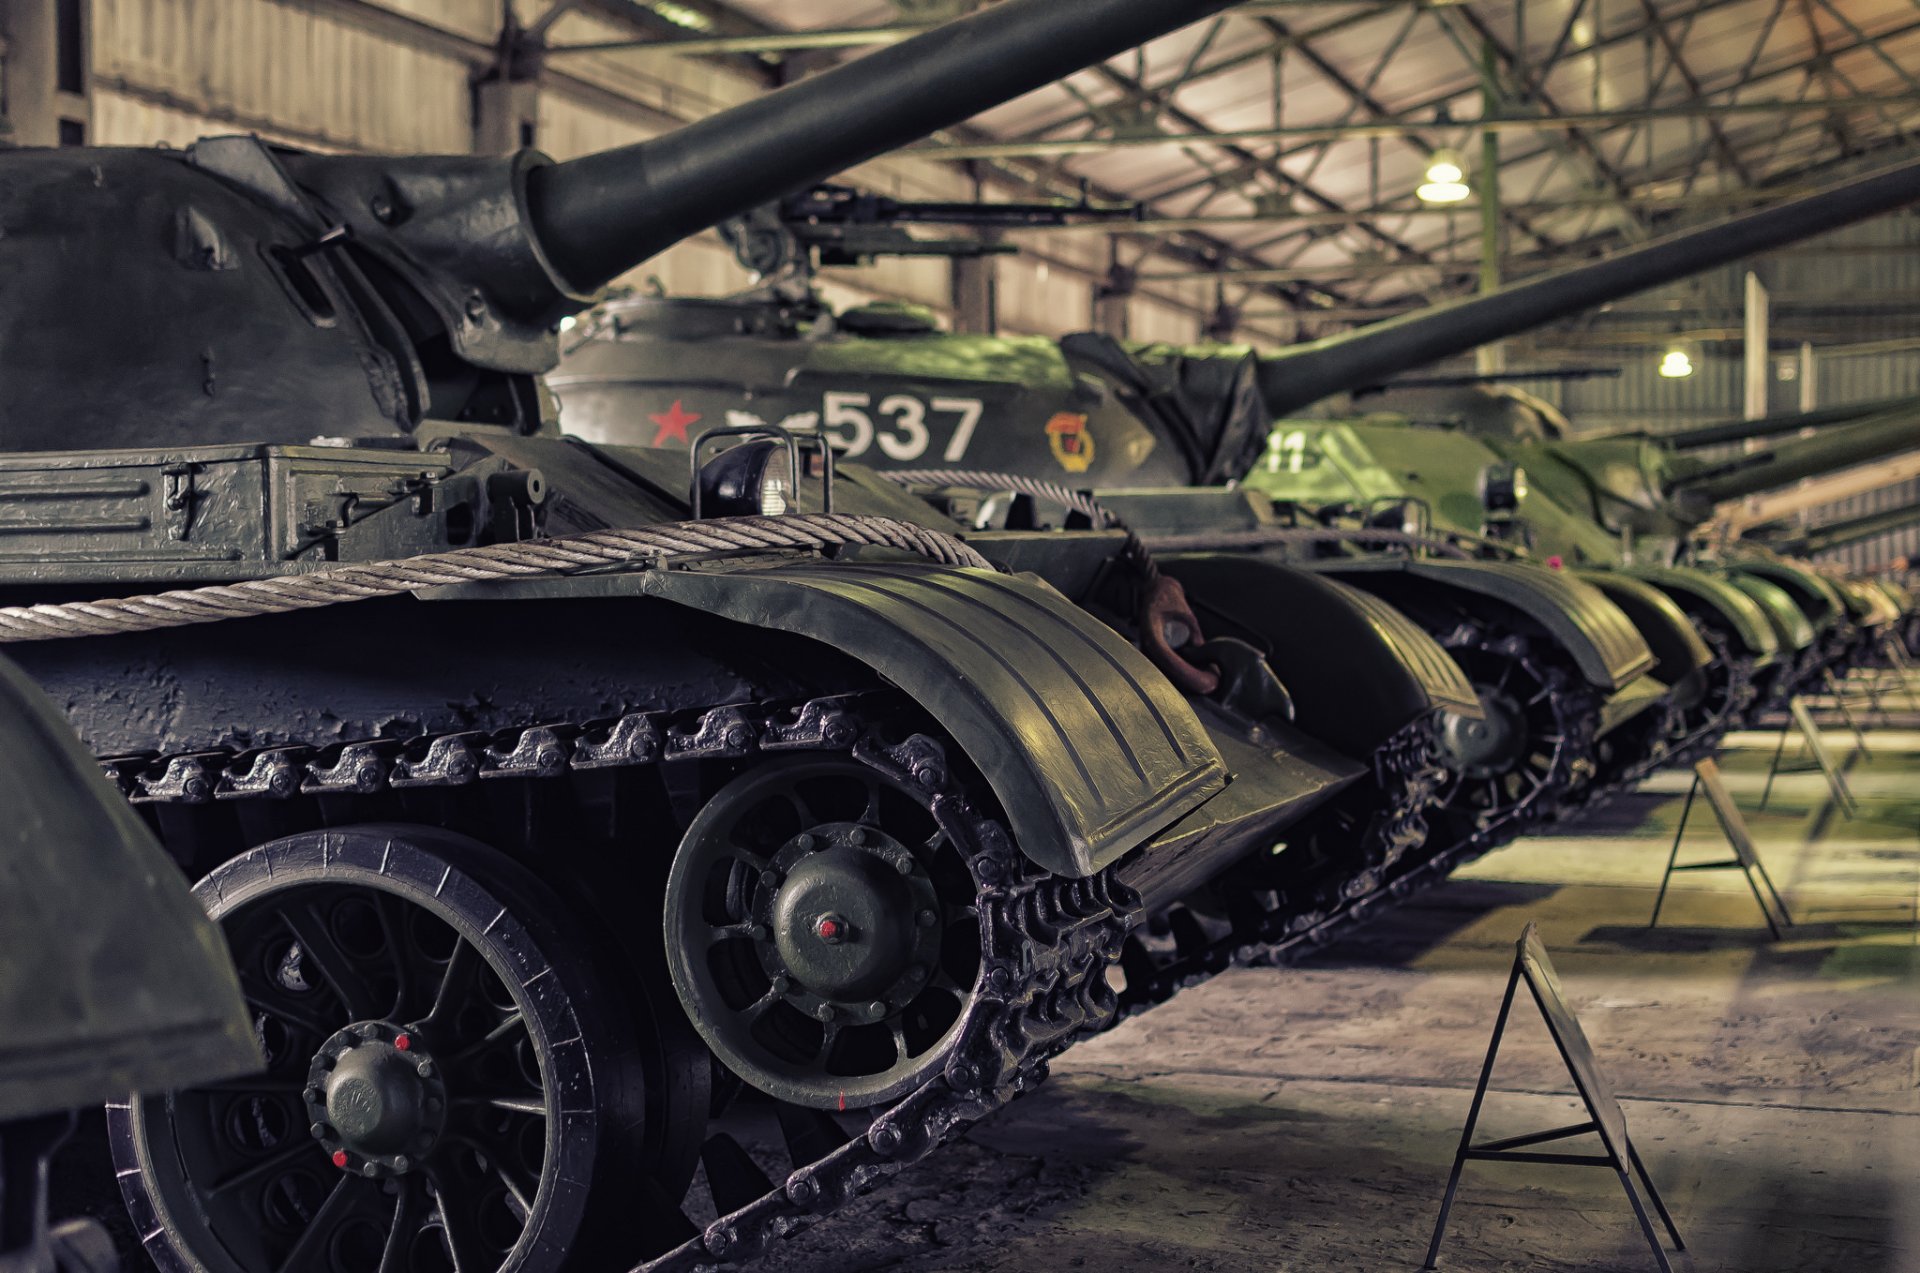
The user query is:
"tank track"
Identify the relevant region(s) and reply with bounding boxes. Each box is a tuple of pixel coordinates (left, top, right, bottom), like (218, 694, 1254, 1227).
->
(97, 691, 1138, 1272)
(1116, 714, 1450, 1012)
(1117, 631, 1602, 1017)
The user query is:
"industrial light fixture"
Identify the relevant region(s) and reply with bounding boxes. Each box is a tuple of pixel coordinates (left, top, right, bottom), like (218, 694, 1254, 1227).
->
(1658, 341, 1695, 379)
(1417, 147, 1472, 204)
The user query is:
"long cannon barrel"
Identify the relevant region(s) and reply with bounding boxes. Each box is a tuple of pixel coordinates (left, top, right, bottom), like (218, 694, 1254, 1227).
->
(1670, 404, 1920, 517)
(527, 0, 1240, 294)
(1760, 501, 1920, 555)
(1656, 396, 1920, 451)
(1251, 159, 1920, 417)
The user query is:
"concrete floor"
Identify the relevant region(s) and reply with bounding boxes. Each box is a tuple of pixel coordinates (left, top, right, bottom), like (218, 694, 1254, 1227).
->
(760, 704, 1920, 1272)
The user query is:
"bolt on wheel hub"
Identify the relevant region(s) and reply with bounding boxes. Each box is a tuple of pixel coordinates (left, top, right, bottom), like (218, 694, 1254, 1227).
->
(762, 822, 941, 1014)
(304, 1020, 447, 1176)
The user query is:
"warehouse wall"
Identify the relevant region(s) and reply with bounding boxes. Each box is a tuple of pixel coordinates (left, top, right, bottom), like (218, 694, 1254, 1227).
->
(1484, 203, 1920, 571)
(83, 0, 1217, 342)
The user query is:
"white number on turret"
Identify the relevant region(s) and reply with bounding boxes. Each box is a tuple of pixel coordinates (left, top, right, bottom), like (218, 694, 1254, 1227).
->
(1268, 429, 1310, 474)
(820, 391, 984, 462)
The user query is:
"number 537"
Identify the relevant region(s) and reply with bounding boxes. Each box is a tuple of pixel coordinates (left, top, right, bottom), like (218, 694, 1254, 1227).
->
(822, 392, 984, 463)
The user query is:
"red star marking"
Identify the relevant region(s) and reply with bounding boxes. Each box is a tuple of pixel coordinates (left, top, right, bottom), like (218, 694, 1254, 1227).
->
(650, 399, 701, 447)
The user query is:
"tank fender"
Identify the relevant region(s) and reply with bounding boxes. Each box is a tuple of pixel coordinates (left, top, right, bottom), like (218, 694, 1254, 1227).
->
(1736, 561, 1848, 634)
(1326, 559, 1655, 691)
(1574, 571, 1714, 685)
(633, 561, 1227, 879)
(1621, 566, 1787, 660)
(1726, 574, 1817, 653)
(1159, 554, 1480, 759)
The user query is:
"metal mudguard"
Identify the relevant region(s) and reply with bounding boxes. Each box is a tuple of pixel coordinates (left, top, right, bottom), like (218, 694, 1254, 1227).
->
(0, 655, 260, 1119)
(1622, 566, 1785, 662)
(1161, 554, 1480, 759)
(1837, 577, 1899, 628)
(1318, 558, 1655, 691)
(1575, 571, 1713, 685)
(633, 561, 1228, 879)
(1735, 561, 1848, 634)
(1717, 573, 1813, 653)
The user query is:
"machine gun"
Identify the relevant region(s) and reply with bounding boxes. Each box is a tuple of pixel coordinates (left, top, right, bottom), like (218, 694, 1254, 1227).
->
(721, 181, 1139, 281)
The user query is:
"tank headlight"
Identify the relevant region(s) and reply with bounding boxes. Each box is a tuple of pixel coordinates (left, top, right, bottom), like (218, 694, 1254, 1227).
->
(695, 440, 796, 518)
(690, 424, 834, 519)
(1478, 462, 1527, 515)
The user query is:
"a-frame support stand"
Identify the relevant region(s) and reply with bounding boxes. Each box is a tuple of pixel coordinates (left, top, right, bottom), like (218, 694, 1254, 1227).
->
(1423, 925, 1686, 1271)
(1650, 758, 1795, 939)
(1758, 695, 1858, 819)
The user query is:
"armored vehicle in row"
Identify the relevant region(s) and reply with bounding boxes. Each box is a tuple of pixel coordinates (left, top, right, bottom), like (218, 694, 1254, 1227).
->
(0, 2, 1469, 1269)
(549, 159, 1920, 862)
(1262, 386, 1920, 704)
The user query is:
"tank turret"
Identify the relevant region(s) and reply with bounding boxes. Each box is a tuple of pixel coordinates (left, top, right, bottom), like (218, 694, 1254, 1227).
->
(1504, 398, 1920, 536)
(0, 0, 1239, 451)
(557, 157, 1920, 488)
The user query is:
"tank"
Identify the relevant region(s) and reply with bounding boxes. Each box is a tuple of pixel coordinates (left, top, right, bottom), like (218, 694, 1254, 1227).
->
(0, 3, 1428, 1270)
(555, 158, 1920, 489)
(1250, 389, 1920, 714)
(551, 160, 1920, 868)
(1748, 501, 1920, 664)
(0, 651, 259, 1273)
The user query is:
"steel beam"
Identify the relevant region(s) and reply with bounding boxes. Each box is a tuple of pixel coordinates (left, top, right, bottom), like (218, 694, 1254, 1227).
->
(910, 97, 1920, 161)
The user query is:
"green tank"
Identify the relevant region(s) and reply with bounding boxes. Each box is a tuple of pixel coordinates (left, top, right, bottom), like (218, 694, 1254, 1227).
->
(551, 159, 1920, 859)
(1752, 503, 1920, 658)
(0, 2, 1437, 1270)
(1255, 388, 1920, 706)
(0, 651, 259, 1273)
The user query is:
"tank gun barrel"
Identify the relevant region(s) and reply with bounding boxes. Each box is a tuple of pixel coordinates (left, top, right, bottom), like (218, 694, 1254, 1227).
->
(1250, 159, 1920, 417)
(526, 0, 1235, 294)
(1669, 404, 1920, 517)
(1754, 500, 1920, 555)
(1654, 396, 1920, 450)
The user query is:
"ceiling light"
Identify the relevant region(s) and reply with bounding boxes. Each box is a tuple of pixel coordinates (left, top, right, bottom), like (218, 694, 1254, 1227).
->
(651, 1, 714, 32)
(1417, 148, 1472, 204)
(1658, 343, 1695, 378)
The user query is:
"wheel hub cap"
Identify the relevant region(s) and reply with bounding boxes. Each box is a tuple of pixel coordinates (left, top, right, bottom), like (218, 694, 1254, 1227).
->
(758, 822, 942, 1019)
(305, 1021, 447, 1175)
(1442, 685, 1526, 777)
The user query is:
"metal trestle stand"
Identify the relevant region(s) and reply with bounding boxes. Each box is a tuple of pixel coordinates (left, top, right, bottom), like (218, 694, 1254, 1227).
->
(1758, 696, 1858, 819)
(1650, 758, 1795, 939)
(1423, 924, 1686, 1271)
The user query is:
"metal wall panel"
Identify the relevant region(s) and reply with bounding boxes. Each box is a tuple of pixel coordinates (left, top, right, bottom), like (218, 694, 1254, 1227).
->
(1811, 475, 1920, 572)
(92, 0, 472, 153)
(1559, 353, 1746, 434)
